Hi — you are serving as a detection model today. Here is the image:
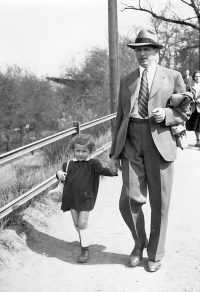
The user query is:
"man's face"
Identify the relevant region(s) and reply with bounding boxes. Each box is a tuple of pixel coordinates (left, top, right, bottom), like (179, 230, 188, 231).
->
(185, 70, 189, 76)
(135, 46, 158, 68)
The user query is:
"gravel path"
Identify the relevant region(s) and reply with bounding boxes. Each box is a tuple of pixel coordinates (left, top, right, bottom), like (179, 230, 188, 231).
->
(0, 132, 200, 292)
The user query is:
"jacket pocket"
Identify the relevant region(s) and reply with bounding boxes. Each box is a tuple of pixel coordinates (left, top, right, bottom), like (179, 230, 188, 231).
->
(83, 192, 93, 199)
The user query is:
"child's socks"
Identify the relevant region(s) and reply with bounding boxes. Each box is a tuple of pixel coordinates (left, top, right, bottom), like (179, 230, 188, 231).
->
(79, 228, 90, 247)
(75, 226, 81, 245)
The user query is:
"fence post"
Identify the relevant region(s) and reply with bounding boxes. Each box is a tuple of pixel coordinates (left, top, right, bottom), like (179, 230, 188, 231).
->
(72, 121, 80, 137)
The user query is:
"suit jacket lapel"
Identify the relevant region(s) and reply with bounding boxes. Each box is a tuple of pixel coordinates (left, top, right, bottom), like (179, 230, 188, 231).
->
(149, 65, 165, 100)
(127, 65, 166, 112)
(127, 69, 140, 112)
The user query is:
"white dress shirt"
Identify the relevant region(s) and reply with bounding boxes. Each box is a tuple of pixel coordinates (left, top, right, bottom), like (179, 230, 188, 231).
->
(131, 62, 157, 118)
(193, 82, 200, 99)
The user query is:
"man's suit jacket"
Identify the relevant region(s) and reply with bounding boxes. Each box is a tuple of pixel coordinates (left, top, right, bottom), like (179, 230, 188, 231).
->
(110, 65, 189, 162)
(183, 75, 193, 86)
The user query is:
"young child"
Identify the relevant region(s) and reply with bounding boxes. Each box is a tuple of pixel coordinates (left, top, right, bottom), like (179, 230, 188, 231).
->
(55, 133, 117, 263)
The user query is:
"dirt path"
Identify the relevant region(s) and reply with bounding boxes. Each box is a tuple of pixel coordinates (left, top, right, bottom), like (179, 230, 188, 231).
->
(0, 132, 200, 292)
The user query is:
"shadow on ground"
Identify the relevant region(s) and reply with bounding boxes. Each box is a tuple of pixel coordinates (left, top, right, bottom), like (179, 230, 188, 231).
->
(13, 220, 132, 266)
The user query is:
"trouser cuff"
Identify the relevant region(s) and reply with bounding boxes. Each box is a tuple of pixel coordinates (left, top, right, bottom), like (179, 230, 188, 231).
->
(147, 250, 165, 261)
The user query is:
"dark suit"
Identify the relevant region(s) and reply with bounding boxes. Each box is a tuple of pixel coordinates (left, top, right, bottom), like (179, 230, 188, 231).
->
(110, 65, 189, 261)
(183, 75, 193, 86)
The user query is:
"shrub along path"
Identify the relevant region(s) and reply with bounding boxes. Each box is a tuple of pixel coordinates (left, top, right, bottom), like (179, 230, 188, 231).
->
(0, 132, 200, 292)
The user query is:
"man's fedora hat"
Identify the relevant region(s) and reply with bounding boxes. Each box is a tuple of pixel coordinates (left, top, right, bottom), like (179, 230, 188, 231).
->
(127, 29, 163, 49)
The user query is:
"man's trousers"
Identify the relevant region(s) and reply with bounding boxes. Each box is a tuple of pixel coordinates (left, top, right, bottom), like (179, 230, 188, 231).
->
(119, 119, 174, 261)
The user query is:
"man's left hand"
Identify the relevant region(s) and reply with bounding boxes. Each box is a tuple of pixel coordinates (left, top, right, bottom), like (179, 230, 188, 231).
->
(152, 108, 166, 123)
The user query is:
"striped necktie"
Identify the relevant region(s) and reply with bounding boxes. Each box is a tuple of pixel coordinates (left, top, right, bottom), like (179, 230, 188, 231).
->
(138, 69, 149, 118)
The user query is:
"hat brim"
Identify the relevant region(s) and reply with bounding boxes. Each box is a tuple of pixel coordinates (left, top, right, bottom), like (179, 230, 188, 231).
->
(127, 43, 163, 49)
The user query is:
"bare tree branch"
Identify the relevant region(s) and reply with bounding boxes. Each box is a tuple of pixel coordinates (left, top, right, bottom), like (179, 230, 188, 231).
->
(189, 0, 200, 20)
(181, 45, 199, 49)
(180, 0, 193, 8)
(121, 1, 200, 31)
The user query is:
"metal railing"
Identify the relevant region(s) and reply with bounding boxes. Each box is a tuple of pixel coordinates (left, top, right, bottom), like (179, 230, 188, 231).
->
(0, 113, 116, 220)
(0, 113, 116, 165)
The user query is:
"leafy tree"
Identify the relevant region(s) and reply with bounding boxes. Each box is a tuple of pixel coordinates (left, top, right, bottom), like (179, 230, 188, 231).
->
(59, 48, 110, 124)
(149, 14, 199, 73)
(59, 41, 139, 127)
(0, 66, 62, 151)
(118, 34, 138, 76)
(0, 72, 18, 151)
(121, 0, 200, 68)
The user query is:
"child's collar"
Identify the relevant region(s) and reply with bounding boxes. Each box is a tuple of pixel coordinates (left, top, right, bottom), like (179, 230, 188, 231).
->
(73, 157, 91, 161)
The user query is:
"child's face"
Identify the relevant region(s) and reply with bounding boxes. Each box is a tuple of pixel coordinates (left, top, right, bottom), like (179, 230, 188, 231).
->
(74, 144, 90, 161)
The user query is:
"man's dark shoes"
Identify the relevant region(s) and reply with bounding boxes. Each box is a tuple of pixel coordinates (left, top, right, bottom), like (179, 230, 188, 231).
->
(77, 246, 89, 263)
(147, 260, 161, 272)
(129, 239, 148, 267)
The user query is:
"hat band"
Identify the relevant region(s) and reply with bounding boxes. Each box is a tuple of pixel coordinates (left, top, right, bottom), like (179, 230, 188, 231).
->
(135, 37, 157, 45)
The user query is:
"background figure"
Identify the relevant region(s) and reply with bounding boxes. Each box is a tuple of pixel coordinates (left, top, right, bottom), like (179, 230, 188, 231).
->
(109, 29, 190, 272)
(53, 134, 117, 264)
(186, 71, 200, 147)
(183, 69, 193, 86)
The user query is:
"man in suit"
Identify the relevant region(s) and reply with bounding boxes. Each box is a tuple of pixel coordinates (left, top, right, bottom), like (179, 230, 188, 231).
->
(109, 30, 190, 272)
(183, 69, 193, 86)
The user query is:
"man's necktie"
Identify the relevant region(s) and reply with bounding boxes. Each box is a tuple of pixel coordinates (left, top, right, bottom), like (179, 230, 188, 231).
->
(138, 69, 149, 118)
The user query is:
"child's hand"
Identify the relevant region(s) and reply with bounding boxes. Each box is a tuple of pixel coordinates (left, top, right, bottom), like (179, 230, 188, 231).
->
(109, 157, 121, 174)
(57, 170, 66, 182)
(112, 166, 118, 175)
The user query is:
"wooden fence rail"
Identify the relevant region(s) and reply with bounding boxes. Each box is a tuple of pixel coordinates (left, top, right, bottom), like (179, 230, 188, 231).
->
(0, 113, 116, 220)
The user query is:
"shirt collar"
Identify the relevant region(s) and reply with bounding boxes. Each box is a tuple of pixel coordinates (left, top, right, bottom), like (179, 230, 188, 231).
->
(139, 62, 157, 76)
(73, 157, 91, 161)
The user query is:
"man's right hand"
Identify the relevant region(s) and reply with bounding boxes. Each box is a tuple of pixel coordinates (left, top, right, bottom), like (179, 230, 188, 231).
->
(109, 156, 122, 174)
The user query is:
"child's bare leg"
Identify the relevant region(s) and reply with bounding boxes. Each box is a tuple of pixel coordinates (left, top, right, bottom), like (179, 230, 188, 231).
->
(78, 211, 90, 229)
(70, 209, 81, 243)
(70, 209, 79, 227)
(78, 211, 90, 247)
(77, 211, 90, 263)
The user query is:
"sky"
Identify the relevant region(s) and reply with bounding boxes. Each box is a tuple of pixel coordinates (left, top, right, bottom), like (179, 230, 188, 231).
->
(0, 0, 189, 78)
(0, 0, 151, 78)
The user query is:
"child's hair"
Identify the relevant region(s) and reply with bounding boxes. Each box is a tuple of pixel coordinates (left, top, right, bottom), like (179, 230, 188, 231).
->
(69, 134, 96, 153)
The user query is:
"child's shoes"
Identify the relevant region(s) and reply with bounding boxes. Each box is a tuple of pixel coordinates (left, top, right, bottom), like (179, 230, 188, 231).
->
(77, 246, 89, 263)
(195, 140, 200, 147)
